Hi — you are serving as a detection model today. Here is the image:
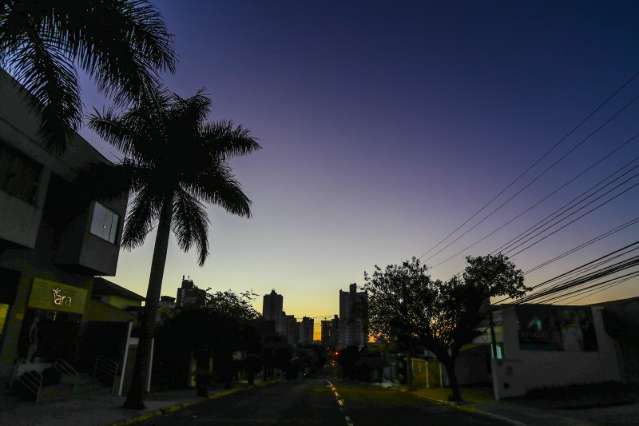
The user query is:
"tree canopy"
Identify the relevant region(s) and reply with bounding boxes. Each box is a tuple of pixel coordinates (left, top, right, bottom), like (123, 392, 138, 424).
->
(364, 254, 526, 401)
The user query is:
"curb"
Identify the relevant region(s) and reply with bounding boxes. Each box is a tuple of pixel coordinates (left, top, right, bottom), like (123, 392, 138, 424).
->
(110, 380, 281, 426)
(409, 392, 526, 426)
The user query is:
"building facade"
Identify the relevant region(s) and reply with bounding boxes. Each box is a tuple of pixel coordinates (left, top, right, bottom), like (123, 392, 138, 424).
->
(0, 70, 128, 378)
(491, 303, 622, 398)
(414, 302, 627, 399)
(338, 283, 368, 349)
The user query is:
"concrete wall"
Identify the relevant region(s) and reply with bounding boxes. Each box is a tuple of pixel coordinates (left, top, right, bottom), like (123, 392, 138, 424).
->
(492, 306, 621, 399)
(0, 69, 126, 276)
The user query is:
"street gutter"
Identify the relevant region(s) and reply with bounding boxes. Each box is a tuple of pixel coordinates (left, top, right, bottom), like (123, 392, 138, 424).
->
(109, 380, 281, 426)
(403, 389, 526, 426)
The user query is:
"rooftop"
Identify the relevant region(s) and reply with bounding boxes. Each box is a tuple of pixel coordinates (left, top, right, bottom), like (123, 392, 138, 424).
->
(92, 277, 145, 302)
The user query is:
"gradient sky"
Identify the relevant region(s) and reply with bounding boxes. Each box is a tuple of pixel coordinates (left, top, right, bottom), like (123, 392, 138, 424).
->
(77, 0, 639, 321)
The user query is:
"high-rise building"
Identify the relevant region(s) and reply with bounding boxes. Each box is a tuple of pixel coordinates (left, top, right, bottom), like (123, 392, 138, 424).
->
(263, 290, 283, 320)
(338, 283, 368, 349)
(321, 316, 339, 348)
(263, 290, 285, 335)
(284, 313, 299, 346)
(299, 317, 314, 345)
(176, 276, 207, 309)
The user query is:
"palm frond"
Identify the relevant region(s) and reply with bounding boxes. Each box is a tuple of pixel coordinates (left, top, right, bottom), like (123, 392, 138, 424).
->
(201, 120, 261, 159)
(184, 165, 252, 218)
(121, 185, 161, 249)
(2, 27, 80, 152)
(0, 0, 175, 152)
(169, 89, 212, 129)
(89, 88, 170, 161)
(52, 0, 175, 103)
(172, 188, 210, 265)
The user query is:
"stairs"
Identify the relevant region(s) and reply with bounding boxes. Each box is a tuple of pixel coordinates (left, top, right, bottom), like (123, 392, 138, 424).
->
(14, 358, 117, 402)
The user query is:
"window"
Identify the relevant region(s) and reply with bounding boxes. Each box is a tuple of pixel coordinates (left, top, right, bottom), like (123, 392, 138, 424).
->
(90, 202, 119, 243)
(0, 141, 42, 204)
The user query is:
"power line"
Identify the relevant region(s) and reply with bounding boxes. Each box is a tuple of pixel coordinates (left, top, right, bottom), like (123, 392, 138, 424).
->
(516, 253, 639, 304)
(523, 215, 639, 275)
(496, 150, 639, 255)
(424, 90, 639, 265)
(556, 273, 639, 304)
(507, 176, 639, 258)
(448, 158, 639, 279)
(533, 268, 639, 305)
(430, 133, 639, 269)
(495, 240, 639, 304)
(417, 70, 639, 261)
(525, 241, 639, 293)
(530, 246, 639, 303)
(542, 242, 639, 285)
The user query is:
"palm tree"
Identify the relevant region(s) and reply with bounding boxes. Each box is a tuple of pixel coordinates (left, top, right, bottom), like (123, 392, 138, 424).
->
(0, 0, 175, 152)
(88, 89, 261, 408)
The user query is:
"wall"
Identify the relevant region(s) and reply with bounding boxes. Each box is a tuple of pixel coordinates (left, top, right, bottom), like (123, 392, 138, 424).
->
(492, 306, 621, 399)
(0, 69, 126, 276)
(600, 298, 639, 383)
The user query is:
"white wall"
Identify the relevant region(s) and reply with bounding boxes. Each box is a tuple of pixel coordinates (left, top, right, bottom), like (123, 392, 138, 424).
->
(492, 306, 621, 399)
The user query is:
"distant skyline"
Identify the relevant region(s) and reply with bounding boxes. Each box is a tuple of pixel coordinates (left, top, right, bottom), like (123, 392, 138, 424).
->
(76, 1, 639, 317)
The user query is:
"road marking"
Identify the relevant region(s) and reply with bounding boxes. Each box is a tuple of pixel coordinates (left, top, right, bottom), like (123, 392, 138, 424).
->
(326, 381, 354, 426)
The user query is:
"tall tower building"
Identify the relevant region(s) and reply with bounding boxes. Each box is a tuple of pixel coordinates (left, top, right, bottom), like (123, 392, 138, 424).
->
(299, 316, 314, 345)
(321, 315, 339, 348)
(263, 290, 285, 335)
(284, 313, 299, 346)
(338, 283, 368, 349)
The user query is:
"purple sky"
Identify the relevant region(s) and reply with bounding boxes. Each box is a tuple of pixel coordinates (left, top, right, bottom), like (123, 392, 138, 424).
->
(78, 0, 639, 318)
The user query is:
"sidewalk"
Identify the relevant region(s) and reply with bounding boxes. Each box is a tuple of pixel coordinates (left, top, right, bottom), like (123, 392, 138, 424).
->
(407, 386, 637, 426)
(0, 382, 270, 426)
(475, 400, 595, 426)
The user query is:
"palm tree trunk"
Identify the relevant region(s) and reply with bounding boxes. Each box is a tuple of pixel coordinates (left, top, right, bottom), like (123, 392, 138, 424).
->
(124, 196, 173, 409)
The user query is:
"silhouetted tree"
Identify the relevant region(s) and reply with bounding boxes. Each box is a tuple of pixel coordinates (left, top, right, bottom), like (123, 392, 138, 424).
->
(0, 0, 175, 152)
(87, 89, 260, 408)
(364, 255, 526, 402)
(157, 290, 261, 395)
(261, 335, 292, 380)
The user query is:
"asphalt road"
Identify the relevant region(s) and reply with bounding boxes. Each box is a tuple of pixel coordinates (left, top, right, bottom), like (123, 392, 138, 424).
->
(140, 379, 509, 425)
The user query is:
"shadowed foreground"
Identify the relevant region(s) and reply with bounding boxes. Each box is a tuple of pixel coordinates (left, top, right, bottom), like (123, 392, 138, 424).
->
(140, 379, 508, 425)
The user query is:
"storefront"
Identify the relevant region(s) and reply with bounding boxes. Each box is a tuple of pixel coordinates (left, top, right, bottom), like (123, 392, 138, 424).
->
(21, 278, 88, 360)
(11, 278, 89, 378)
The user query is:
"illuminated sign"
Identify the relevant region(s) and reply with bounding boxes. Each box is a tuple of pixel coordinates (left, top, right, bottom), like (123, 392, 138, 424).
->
(52, 288, 72, 306)
(28, 278, 87, 314)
